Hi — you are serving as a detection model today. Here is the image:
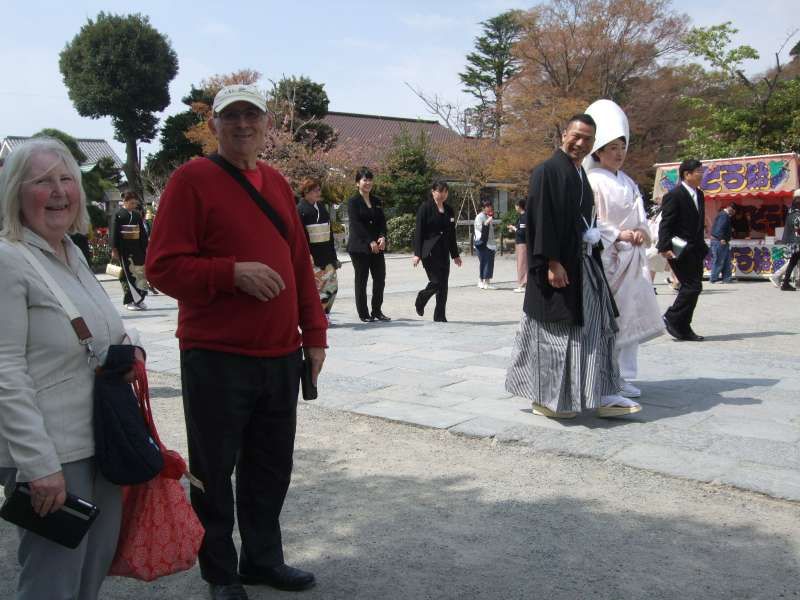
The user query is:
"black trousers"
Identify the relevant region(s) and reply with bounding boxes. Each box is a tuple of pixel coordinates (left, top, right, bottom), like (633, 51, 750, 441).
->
(350, 252, 386, 319)
(416, 249, 450, 321)
(180, 348, 302, 584)
(783, 251, 800, 286)
(665, 251, 704, 334)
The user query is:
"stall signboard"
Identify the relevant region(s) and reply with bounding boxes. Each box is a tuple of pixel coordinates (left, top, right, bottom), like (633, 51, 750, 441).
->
(653, 153, 798, 201)
(652, 153, 799, 277)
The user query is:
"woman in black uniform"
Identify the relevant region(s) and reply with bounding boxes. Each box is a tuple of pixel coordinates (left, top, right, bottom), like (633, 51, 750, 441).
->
(412, 180, 462, 322)
(347, 167, 390, 322)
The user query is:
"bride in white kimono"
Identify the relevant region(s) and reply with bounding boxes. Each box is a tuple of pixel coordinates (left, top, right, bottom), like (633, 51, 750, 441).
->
(584, 100, 664, 398)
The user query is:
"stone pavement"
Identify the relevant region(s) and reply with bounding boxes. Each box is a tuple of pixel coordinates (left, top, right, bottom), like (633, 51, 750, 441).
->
(105, 252, 800, 502)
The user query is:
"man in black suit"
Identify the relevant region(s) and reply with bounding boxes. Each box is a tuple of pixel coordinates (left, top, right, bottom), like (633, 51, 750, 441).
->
(657, 159, 709, 341)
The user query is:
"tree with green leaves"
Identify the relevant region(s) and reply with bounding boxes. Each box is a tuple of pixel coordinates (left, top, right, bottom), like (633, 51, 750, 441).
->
(145, 111, 204, 176)
(59, 12, 178, 196)
(679, 22, 800, 158)
(377, 130, 438, 216)
(269, 76, 336, 149)
(459, 10, 523, 139)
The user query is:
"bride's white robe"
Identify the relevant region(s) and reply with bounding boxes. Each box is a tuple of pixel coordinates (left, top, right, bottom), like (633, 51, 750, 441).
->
(589, 168, 664, 348)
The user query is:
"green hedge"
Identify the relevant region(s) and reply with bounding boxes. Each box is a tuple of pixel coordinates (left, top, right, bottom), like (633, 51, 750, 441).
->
(386, 213, 416, 252)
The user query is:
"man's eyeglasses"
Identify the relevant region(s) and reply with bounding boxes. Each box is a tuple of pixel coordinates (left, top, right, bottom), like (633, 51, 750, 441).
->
(216, 108, 264, 124)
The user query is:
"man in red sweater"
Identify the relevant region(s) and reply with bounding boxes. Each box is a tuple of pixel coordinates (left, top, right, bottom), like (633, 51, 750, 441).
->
(146, 84, 327, 600)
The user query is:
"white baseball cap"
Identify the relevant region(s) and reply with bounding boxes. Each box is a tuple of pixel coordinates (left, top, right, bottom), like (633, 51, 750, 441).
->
(212, 84, 267, 114)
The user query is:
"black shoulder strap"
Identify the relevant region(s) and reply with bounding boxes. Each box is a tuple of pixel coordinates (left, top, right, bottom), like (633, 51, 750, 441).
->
(207, 153, 288, 240)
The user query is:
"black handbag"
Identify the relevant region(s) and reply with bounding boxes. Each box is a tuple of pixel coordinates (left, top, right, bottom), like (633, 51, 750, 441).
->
(16, 242, 162, 486)
(94, 345, 164, 485)
(1, 483, 99, 549)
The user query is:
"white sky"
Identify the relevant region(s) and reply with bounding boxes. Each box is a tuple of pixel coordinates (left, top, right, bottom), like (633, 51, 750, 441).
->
(1, 0, 796, 163)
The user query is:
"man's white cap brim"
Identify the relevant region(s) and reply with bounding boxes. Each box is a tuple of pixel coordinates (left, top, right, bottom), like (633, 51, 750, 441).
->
(212, 84, 267, 114)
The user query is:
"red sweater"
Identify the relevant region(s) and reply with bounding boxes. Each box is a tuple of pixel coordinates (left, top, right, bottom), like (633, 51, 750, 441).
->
(145, 158, 327, 356)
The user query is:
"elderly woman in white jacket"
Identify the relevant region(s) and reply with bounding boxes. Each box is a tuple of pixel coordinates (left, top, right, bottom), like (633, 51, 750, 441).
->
(584, 100, 664, 400)
(0, 138, 142, 600)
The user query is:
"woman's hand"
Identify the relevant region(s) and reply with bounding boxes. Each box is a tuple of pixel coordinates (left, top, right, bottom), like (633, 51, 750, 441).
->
(618, 230, 635, 243)
(631, 230, 646, 246)
(369, 241, 379, 254)
(412, 256, 421, 267)
(377, 237, 386, 252)
(29, 471, 67, 517)
(507, 224, 516, 232)
(454, 256, 463, 267)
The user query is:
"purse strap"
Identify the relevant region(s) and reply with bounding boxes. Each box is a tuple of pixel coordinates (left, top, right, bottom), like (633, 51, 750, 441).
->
(207, 153, 288, 241)
(15, 242, 97, 362)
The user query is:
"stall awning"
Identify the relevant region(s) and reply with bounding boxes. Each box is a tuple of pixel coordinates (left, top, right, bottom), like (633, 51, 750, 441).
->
(712, 189, 794, 201)
(652, 152, 799, 201)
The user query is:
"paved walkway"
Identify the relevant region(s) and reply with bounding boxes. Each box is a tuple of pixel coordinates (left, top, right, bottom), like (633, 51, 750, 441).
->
(107, 252, 800, 502)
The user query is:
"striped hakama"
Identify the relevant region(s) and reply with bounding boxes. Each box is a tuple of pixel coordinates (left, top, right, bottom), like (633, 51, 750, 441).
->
(505, 254, 622, 413)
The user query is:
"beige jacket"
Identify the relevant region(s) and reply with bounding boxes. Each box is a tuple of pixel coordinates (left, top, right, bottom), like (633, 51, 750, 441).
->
(0, 229, 127, 481)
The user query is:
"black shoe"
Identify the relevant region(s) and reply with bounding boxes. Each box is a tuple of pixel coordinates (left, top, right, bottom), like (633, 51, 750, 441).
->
(239, 564, 316, 591)
(781, 283, 796, 291)
(685, 328, 705, 341)
(415, 302, 424, 317)
(372, 312, 391, 322)
(359, 315, 374, 322)
(433, 317, 448, 322)
(662, 315, 686, 341)
(209, 583, 249, 600)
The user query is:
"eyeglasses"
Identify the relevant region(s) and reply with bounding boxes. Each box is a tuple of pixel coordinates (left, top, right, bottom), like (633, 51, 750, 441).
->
(217, 108, 265, 124)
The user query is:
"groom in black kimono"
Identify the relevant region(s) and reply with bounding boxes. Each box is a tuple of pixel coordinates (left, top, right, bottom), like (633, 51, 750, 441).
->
(505, 114, 635, 418)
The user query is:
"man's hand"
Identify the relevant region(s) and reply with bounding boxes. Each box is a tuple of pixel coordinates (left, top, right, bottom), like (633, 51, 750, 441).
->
(29, 471, 67, 517)
(548, 260, 569, 288)
(412, 256, 421, 267)
(305, 347, 326, 386)
(454, 256, 463, 267)
(111, 248, 120, 261)
(369, 241, 379, 254)
(660, 250, 676, 260)
(234, 262, 285, 302)
(377, 237, 386, 252)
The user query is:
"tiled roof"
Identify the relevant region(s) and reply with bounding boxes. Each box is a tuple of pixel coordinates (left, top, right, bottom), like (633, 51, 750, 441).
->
(0, 136, 124, 169)
(321, 111, 462, 165)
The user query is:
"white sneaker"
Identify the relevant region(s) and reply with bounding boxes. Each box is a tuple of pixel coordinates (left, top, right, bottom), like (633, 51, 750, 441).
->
(512, 287, 525, 293)
(484, 280, 497, 290)
(126, 302, 146, 311)
(619, 381, 642, 398)
(769, 274, 782, 288)
(478, 280, 486, 289)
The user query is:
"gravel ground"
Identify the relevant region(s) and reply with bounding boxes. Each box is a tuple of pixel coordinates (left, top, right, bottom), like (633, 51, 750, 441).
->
(2, 371, 798, 600)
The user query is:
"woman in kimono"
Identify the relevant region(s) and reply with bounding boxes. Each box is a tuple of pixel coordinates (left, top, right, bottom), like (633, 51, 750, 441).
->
(584, 100, 663, 398)
(297, 177, 339, 321)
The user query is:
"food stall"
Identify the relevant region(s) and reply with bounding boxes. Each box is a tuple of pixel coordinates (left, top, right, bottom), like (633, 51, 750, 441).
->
(652, 153, 799, 278)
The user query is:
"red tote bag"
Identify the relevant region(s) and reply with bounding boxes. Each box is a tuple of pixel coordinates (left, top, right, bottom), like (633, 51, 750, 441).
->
(109, 362, 205, 581)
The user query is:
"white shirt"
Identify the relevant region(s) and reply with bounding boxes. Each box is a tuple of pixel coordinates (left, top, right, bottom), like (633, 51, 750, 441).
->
(681, 181, 699, 211)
